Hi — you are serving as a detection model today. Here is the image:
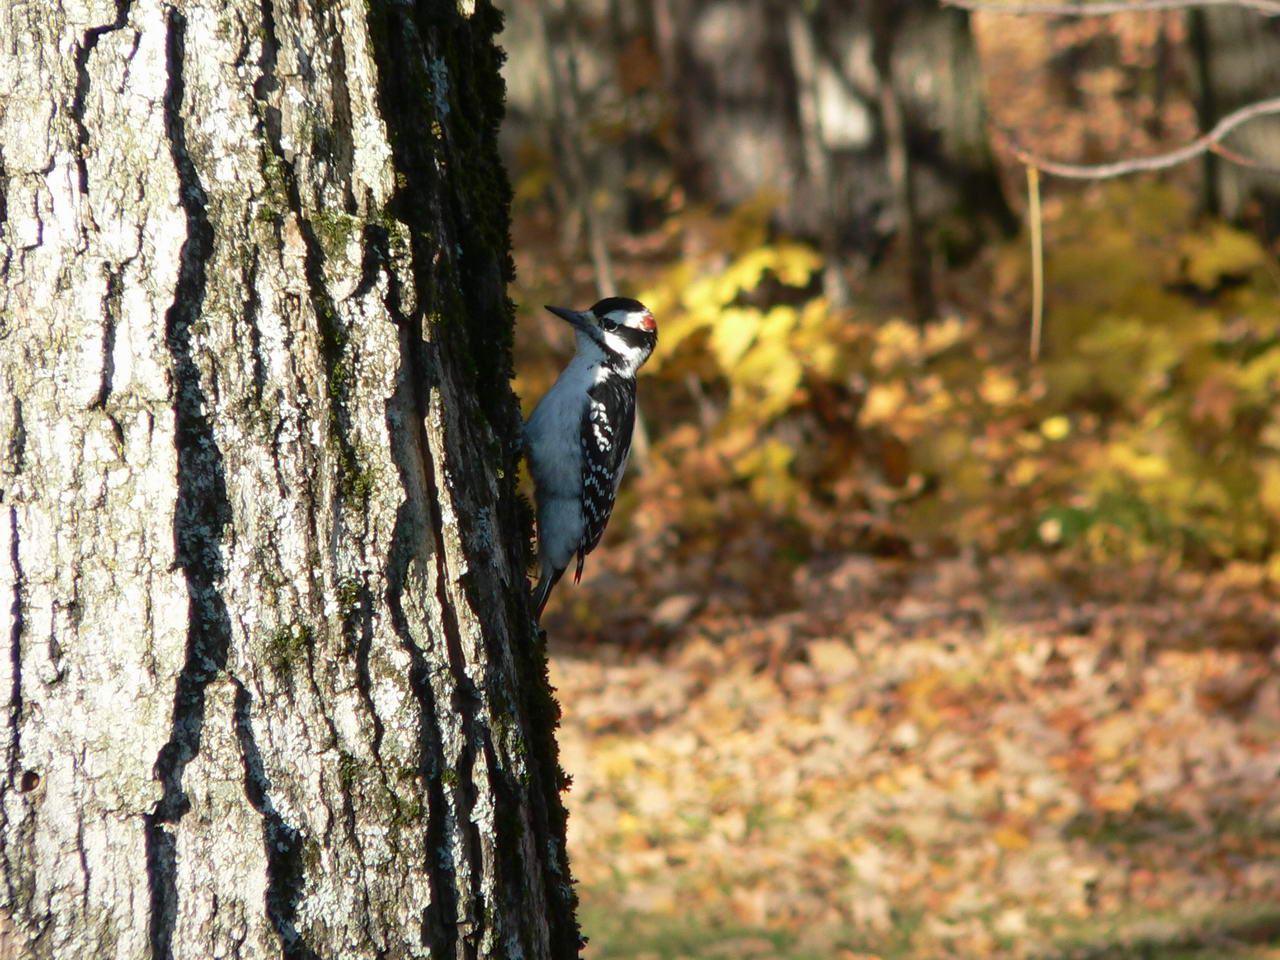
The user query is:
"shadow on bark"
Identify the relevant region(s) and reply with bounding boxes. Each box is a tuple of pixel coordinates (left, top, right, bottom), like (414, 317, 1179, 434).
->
(383, 341, 465, 955)
(232, 680, 321, 960)
(144, 10, 232, 959)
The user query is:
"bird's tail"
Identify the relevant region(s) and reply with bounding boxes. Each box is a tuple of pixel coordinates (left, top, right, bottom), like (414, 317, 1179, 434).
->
(532, 565, 566, 620)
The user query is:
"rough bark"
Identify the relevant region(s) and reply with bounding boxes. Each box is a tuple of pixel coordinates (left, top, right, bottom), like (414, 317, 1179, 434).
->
(503, 0, 1014, 307)
(1188, 7, 1280, 239)
(0, 1, 576, 958)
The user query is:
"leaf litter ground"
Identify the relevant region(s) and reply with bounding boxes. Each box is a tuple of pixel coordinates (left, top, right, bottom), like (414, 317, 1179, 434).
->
(548, 555, 1280, 959)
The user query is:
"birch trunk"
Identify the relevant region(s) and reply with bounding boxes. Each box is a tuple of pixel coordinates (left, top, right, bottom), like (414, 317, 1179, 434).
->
(0, 1, 578, 957)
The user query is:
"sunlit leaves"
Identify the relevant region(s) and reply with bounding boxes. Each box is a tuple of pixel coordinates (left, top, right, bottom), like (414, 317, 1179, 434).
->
(646, 177, 1278, 564)
(707, 306, 761, 369)
(635, 200, 828, 507)
(1178, 223, 1268, 291)
(1040, 416, 1070, 441)
(526, 176, 1280, 570)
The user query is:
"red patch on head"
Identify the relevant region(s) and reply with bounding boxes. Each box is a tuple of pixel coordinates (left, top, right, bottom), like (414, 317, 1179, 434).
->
(641, 312, 657, 332)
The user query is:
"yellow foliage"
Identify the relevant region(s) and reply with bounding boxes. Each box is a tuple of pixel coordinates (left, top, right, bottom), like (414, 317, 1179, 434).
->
(1259, 461, 1280, 520)
(993, 826, 1031, 852)
(1107, 443, 1171, 483)
(735, 439, 800, 509)
(862, 382, 909, 426)
(735, 344, 804, 420)
(871, 319, 923, 372)
(1040, 416, 1070, 441)
(709, 307, 762, 369)
(1178, 223, 1268, 291)
(978, 369, 1019, 407)
(609, 180, 1280, 565)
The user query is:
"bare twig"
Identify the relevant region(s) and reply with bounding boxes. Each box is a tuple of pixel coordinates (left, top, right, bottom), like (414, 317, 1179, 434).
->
(943, 0, 1280, 17)
(992, 96, 1280, 179)
(1027, 165, 1044, 363)
(1207, 140, 1280, 172)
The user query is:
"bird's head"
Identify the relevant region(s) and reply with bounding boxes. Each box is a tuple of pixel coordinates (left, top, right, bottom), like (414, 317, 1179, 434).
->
(544, 297, 657, 375)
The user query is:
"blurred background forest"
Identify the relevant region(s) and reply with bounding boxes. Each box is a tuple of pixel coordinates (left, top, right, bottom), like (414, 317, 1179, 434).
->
(498, 1, 1280, 957)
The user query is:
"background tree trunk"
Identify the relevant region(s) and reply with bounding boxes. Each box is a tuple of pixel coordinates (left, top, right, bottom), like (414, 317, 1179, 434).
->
(502, 0, 1014, 311)
(1187, 7, 1280, 239)
(0, 1, 576, 958)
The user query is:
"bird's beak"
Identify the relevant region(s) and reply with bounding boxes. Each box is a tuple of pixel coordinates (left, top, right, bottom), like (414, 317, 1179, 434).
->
(544, 305, 590, 329)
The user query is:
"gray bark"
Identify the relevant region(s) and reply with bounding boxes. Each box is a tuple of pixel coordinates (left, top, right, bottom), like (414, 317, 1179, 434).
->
(1188, 8, 1280, 238)
(0, 1, 577, 958)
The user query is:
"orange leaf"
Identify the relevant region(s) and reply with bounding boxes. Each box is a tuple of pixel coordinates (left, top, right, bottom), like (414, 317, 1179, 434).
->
(993, 826, 1031, 851)
(1093, 780, 1142, 813)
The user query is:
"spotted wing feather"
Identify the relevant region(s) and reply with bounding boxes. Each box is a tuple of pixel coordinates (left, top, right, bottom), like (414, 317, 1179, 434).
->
(575, 376, 635, 581)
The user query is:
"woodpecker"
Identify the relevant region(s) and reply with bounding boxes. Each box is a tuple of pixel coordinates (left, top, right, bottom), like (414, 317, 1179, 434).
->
(525, 297, 658, 619)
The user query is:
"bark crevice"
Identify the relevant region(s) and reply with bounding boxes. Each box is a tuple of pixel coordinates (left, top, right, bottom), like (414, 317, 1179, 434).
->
(5, 497, 37, 943)
(348, 579, 385, 758)
(93, 262, 124, 410)
(145, 11, 232, 959)
(71, 0, 134, 197)
(5, 504, 24, 795)
(362, 19, 496, 944)
(1, 380, 28, 948)
(231, 678, 321, 960)
(3, 503, 28, 921)
(424, 470, 487, 960)
(383, 348, 462, 958)
(255, 0, 367, 513)
(238, 248, 266, 406)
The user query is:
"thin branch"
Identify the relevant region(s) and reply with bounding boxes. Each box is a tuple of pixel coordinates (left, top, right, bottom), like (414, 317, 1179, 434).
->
(943, 0, 1280, 17)
(1207, 140, 1280, 172)
(1027, 165, 1044, 363)
(994, 96, 1280, 179)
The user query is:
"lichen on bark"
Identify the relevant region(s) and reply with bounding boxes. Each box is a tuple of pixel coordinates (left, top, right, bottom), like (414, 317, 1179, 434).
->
(0, 0, 576, 957)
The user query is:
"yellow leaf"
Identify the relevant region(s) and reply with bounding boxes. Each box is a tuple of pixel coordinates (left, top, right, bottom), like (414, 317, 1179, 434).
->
(1179, 223, 1267, 290)
(1010, 457, 1039, 487)
(684, 271, 728, 314)
(993, 826, 1030, 851)
(599, 746, 636, 780)
(649, 309, 712, 366)
(735, 344, 803, 418)
(1108, 442, 1170, 482)
(1259, 461, 1280, 519)
(921, 316, 967, 355)
(1040, 415, 1071, 440)
(979, 369, 1019, 407)
(758, 304, 799, 341)
(862, 381, 908, 426)
(871, 772, 900, 794)
(708, 307, 761, 369)
(734, 438, 799, 507)
(1094, 780, 1141, 813)
(1239, 347, 1280, 398)
(872, 319, 921, 371)
(615, 811, 646, 838)
(718, 248, 772, 303)
(771, 242, 822, 285)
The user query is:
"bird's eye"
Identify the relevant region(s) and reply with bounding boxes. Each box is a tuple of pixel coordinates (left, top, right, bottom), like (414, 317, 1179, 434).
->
(601, 318, 618, 331)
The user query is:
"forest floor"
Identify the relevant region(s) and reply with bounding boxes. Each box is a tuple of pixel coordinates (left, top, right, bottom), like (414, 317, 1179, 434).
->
(546, 555, 1280, 960)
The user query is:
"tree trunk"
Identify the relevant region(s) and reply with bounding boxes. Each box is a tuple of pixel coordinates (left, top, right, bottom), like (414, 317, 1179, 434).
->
(632, 0, 1014, 293)
(1187, 7, 1280, 239)
(0, 1, 577, 958)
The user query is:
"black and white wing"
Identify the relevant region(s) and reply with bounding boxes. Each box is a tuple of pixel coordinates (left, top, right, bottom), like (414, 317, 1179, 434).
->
(575, 376, 636, 580)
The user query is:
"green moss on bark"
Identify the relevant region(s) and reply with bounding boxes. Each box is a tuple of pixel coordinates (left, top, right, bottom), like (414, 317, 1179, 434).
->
(264, 623, 313, 678)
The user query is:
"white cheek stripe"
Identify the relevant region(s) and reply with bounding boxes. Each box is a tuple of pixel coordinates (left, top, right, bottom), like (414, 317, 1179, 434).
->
(601, 331, 645, 362)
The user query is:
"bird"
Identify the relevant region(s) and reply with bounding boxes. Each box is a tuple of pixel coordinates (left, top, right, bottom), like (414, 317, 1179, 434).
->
(524, 297, 658, 619)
